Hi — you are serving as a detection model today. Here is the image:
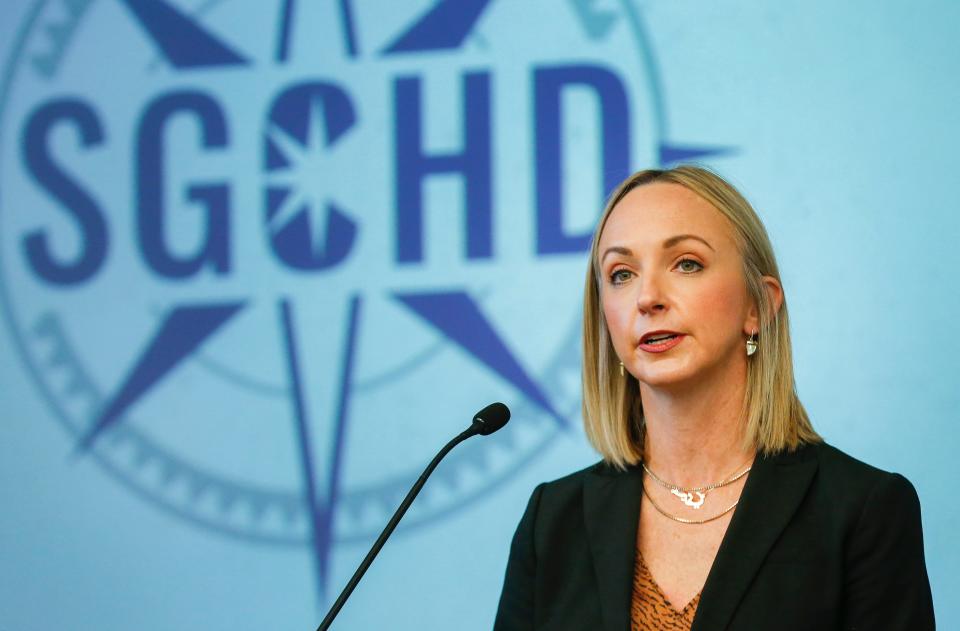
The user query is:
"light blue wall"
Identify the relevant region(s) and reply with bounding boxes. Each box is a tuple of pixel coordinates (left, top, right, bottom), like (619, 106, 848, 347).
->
(0, 2, 956, 630)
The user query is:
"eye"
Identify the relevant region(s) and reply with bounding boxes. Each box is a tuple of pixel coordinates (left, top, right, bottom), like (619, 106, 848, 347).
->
(609, 268, 633, 285)
(675, 258, 703, 274)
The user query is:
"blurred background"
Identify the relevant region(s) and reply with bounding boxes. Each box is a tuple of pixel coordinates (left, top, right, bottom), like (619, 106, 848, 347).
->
(0, 1, 957, 629)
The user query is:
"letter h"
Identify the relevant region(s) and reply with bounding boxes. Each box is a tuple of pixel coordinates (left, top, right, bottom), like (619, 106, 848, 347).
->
(394, 72, 492, 263)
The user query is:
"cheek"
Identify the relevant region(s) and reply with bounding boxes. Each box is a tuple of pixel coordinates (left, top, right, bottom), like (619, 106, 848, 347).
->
(601, 292, 633, 350)
(693, 277, 750, 331)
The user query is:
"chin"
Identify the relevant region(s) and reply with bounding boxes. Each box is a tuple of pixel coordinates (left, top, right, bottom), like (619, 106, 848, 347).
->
(633, 366, 698, 390)
(634, 352, 741, 391)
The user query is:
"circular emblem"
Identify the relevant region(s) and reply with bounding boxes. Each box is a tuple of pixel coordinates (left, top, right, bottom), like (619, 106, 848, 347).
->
(0, 0, 673, 595)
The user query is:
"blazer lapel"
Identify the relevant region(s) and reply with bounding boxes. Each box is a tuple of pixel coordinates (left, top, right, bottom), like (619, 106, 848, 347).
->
(583, 465, 643, 631)
(692, 445, 818, 631)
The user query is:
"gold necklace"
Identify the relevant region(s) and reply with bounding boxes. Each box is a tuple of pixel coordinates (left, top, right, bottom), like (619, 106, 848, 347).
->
(640, 459, 752, 510)
(641, 483, 740, 525)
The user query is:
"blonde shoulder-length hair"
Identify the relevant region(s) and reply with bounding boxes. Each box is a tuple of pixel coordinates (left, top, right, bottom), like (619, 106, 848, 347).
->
(581, 165, 820, 469)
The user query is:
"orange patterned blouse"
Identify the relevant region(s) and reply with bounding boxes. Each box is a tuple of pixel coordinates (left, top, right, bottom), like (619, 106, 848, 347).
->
(630, 551, 701, 631)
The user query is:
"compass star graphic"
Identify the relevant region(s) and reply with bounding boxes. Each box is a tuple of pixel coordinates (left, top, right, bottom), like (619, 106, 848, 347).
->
(0, 0, 732, 608)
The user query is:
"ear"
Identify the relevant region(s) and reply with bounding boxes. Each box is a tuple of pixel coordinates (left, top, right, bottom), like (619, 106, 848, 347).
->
(744, 275, 784, 335)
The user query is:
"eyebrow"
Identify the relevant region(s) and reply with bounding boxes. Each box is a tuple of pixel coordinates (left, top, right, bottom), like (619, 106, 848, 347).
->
(664, 234, 715, 251)
(600, 234, 715, 262)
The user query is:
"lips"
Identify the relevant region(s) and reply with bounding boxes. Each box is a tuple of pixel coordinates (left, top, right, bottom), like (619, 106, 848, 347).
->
(639, 330, 682, 344)
(638, 330, 686, 353)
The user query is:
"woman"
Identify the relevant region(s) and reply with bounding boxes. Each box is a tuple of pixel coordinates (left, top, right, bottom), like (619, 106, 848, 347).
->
(494, 166, 934, 630)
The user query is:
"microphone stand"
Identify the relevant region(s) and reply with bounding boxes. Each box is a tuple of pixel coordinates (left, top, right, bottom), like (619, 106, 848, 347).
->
(315, 423, 481, 630)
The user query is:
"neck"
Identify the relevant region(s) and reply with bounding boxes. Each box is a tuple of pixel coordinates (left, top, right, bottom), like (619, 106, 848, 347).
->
(639, 360, 754, 488)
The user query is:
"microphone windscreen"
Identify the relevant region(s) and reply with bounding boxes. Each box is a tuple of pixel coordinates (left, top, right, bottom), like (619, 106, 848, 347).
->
(473, 402, 510, 435)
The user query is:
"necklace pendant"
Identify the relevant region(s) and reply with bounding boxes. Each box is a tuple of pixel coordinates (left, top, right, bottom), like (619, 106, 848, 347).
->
(671, 488, 706, 509)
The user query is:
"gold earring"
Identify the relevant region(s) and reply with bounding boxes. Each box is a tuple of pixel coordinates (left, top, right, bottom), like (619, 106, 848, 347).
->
(619, 361, 625, 376)
(746, 332, 759, 356)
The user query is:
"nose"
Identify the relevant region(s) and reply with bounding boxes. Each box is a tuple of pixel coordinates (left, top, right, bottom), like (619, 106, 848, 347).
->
(635, 271, 668, 315)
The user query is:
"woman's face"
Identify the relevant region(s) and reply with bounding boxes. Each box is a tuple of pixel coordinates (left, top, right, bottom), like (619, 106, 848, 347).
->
(597, 182, 759, 390)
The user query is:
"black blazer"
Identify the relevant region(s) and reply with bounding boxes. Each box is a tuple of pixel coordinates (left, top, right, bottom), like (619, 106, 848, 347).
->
(494, 442, 934, 630)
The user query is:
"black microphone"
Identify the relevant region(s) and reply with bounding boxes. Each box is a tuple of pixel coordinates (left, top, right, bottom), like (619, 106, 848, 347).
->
(315, 402, 511, 631)
(470, 401, 510, 435)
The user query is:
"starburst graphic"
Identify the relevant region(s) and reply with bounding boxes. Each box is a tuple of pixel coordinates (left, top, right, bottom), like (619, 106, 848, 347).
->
(266, 95, 355, 261)
(264, 84, 358, 271)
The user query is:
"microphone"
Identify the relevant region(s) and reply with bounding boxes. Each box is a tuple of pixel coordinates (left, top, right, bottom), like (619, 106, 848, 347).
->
(470, 401, 510, 435)
(315, 402, 511, 631)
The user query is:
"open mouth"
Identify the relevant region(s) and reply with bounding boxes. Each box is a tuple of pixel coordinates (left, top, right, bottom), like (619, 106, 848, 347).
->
(641, 333, 681, 345)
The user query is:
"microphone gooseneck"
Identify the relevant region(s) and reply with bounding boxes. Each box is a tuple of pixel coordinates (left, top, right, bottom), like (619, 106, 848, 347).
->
(315, 402, 511, 631)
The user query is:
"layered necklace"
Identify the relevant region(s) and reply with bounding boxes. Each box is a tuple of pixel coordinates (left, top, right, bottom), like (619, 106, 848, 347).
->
(641, 459, 752, 525)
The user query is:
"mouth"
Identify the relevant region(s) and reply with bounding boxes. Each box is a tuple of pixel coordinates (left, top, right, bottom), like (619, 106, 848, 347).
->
(637, 331, 686, 353)
(639, 330, 683, 345)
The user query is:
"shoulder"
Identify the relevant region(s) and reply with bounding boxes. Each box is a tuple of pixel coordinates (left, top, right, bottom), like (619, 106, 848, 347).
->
(809, 441, 916, 487)
(537, 459, 634, 491)
(788, 441, 921, 516)
(525, 461, 598, 506)
(524, 459, 637, 514)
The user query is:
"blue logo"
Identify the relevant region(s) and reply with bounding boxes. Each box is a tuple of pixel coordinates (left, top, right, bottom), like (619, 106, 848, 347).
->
(0, 0, 724, 600)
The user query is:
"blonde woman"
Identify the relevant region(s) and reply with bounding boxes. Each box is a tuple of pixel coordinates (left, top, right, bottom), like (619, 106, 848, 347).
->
(494, 166, 934, 630)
